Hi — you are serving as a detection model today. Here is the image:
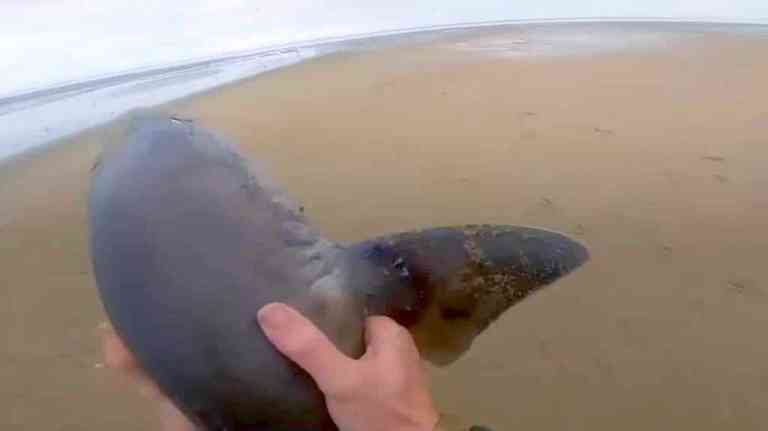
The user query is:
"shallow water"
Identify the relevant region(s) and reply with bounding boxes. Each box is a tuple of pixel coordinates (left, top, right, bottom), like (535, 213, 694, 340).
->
(2, 22, 768, 430)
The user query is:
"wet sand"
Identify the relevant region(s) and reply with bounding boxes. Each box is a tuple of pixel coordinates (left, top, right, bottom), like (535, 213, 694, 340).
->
(2, 24, 768, 429)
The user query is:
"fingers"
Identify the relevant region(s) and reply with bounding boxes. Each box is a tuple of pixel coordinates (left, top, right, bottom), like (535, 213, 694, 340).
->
(99, 322, 164, 400)
(101, 322, 138, 371)
(99, 322, 196, 430)
(100, 323, 133, 373)
(257, 303, 358, 392)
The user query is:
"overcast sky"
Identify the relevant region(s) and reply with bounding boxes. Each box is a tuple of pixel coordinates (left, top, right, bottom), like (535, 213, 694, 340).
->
(1, 1, 767, 96)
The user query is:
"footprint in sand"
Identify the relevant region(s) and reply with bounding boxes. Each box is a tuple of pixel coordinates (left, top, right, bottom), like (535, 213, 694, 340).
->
(517, 112, 539, 140)
(701, 155, 726, 163)
(593, 127, 615, 136)
(573, 224, 587, 236)
(539, 197, 554, 208)
(726, 279, 764, 299)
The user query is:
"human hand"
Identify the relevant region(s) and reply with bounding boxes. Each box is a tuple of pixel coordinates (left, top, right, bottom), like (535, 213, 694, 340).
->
(100, 304, 439, 431)
(100, 323, 196, 431)
(257, 302, 440, 431)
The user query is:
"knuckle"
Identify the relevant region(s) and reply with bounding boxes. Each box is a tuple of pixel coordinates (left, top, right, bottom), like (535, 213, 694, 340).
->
(280, 332, 319, 359)
(323, 370, 362, 399)
(370, 316, 407, 338)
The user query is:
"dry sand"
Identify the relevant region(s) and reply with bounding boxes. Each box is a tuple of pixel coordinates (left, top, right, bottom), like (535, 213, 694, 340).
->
(2, 26, 768, 430)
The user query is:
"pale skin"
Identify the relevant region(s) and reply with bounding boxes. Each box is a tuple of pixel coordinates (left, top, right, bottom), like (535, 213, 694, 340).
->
(101, 302, 440, 431)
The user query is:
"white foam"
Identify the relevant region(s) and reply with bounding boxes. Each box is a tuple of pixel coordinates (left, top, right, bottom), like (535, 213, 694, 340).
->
(2, 20, 766, 162)
(0, 49, 313, 161)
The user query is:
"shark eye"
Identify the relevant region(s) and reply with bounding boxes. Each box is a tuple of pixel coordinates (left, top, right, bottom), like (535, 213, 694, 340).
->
(392, 257, 410, 277)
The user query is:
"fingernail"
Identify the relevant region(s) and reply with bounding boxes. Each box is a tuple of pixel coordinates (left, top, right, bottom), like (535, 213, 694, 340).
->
(257, 303, 293, 332)
(97, 321, 110, 333)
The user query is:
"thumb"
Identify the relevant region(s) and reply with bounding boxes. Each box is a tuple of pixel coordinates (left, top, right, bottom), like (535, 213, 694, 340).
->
(257, 303, 358, 392)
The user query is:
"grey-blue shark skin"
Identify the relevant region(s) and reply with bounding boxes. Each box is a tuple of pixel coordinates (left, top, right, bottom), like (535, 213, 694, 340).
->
(88, 111, 589, 431)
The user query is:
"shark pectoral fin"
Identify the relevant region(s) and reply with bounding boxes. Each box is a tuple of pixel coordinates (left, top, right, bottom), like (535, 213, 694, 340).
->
(348, 225, 589, 365)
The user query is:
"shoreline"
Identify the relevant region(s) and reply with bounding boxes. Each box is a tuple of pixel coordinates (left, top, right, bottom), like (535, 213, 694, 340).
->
(2, 20, 767, 162)
(5, 17, 767, 100)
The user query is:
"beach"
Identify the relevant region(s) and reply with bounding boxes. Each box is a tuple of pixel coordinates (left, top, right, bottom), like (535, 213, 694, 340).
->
(2, 23, 768, 429)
